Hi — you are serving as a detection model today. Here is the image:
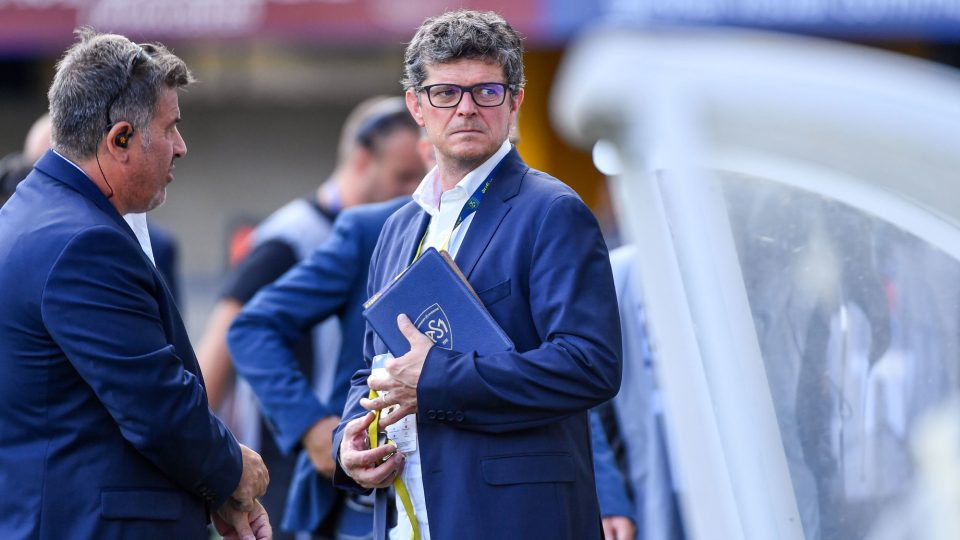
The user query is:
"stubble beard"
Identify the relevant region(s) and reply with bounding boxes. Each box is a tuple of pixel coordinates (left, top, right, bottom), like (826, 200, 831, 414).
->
(146, 187, 167, 212)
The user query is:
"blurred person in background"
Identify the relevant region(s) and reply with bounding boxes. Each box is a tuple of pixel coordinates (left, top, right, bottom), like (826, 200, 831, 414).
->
(198, 96, 424, 539)
(223, 117, 434, 540)
(0, 113, 51, 206)
(595, 245, 687, 540)
(333, 10, 621, 539)
(228, 192, 413, 540)
(0, 28, 269, 539)
(592, 409, 638, 540)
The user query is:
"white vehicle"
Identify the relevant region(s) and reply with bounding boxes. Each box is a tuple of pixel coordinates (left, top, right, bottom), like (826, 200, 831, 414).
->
(553, 28, 960, 540)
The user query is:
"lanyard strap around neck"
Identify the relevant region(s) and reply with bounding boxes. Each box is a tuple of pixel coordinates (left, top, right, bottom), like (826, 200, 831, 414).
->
(414, 158, 504, 260)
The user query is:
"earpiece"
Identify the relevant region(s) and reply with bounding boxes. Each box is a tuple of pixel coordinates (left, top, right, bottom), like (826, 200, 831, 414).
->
(114, 129, 131, 148)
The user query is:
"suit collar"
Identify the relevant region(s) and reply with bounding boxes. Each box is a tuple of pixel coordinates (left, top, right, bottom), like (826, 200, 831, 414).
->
(454, 148, 528, 278)
(396, 149, 528, 277)
(412, 141, 513, 215)
(34, 150, 138, 243)
(486, 146, 526, 203)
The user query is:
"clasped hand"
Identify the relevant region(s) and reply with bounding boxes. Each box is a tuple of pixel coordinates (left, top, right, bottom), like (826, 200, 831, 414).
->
(359, 313, 433, 428)
(339, 314, 433, 489)
(213, 444, 272, 540)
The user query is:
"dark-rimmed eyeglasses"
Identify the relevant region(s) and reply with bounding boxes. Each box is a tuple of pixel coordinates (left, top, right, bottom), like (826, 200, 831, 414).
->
(417, 83, 514, 108)
(104, 44, 151, 128)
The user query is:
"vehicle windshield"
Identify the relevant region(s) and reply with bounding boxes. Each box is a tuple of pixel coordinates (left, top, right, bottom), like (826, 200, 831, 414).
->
(722, 170, 960, 539)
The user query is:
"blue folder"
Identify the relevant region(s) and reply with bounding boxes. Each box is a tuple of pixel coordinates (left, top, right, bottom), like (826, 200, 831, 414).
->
(363, 247, 514, 357)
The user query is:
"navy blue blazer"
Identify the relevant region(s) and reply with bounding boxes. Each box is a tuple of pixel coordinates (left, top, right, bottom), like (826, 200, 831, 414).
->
(0, 151, 242, 539)
(333, 148, 623, 540)
(228, 197, 408, 532)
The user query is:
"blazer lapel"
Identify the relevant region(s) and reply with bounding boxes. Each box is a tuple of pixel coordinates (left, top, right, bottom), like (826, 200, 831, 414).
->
(401, 209, 431, 268)
(455, 148, 526, 279)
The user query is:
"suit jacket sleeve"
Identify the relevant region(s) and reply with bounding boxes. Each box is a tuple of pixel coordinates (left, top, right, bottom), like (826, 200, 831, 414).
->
(331, 222, 388, 494)
(41, 226, 242, 508)
(591, 410, 636, 521)
(418, 193, 623, 432)
(228, 210, 364, 453)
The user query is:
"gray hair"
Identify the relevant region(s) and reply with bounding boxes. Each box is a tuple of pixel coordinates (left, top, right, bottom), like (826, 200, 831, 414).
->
(401, 10, 525, 92)
(48, 27, 194, 161)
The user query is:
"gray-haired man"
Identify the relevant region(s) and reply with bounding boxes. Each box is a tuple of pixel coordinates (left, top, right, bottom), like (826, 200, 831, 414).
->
(0, 28, 270, 539)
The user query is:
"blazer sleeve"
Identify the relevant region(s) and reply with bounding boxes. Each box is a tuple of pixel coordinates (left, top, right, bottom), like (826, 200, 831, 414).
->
(418, 193, 623, 432)
(591, 410, 636, 521)
(331, 220, 389, 494)
(228, 210, 364, 453)
(41, 225, 242, 508)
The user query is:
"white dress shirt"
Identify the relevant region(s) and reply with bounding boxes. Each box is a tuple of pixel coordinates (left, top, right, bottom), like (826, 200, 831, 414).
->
(388, 140, 512, 540)
(122, 212, 155, 265)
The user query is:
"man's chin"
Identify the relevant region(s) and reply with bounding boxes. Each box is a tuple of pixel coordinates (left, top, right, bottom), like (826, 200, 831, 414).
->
(448, 144, 494, 163)
(145, 190, 167, 212)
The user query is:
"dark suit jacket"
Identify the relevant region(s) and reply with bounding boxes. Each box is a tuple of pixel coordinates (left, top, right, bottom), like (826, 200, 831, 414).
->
(228, 197, 407, 532)
(333, 148, 623, 540)
(0, 150, 242, 540)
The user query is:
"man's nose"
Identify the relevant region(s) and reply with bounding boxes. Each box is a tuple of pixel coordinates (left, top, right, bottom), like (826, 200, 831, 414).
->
(456, 90, 478, 114)
(174, 130, 187, 158)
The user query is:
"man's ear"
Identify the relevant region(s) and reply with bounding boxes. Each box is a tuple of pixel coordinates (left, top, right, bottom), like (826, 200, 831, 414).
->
(510, 87, 524, 113)
(105, 122, 134, 160)
(405, 89, 425, 127)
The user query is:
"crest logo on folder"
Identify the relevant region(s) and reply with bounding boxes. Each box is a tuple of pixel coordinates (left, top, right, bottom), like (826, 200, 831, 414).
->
(415, 303, 452, 350)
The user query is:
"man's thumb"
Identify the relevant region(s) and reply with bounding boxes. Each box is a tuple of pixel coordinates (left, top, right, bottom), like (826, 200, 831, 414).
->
(397, 314, 424, 344)
(234, 518, 256, 540)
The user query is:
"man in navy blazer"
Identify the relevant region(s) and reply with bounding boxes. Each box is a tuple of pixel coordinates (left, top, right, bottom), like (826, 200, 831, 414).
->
(0, 30, 269, 539)
(334, 10, 622, 539)
(228, 196, 409, 536)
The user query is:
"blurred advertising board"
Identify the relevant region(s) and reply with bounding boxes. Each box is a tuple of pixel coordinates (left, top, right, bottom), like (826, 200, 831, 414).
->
(0, 0, 958, 56)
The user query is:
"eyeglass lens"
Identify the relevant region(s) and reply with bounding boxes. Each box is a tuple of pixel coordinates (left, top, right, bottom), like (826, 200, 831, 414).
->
(427, 83, 507, 108)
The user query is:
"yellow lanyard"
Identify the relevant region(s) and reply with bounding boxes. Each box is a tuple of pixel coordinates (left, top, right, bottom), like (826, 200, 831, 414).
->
(413, 221, 454, 262)
(367, 388, 420, 539)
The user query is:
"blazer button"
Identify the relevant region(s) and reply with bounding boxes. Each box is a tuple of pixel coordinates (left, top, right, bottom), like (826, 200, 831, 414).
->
(427, 410, 437, 420)
(436, 411, 446, 421)
(446, 410, 455, 420)
(455, 412, 464, 422)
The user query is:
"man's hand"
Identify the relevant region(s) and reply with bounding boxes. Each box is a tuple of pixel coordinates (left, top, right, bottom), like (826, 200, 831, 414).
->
(302, 415, 340, 479)
(338, 411, 406, 489)
(602, 515, 636, 540)
(230, 444, 269, 512)
(360, 314, 433, 428)
(213, 498, 272, 540)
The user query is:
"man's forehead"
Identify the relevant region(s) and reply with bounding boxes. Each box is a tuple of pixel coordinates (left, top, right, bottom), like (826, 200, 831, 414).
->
(424, 59, 504, 80)
(156, 88, 181, 118)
